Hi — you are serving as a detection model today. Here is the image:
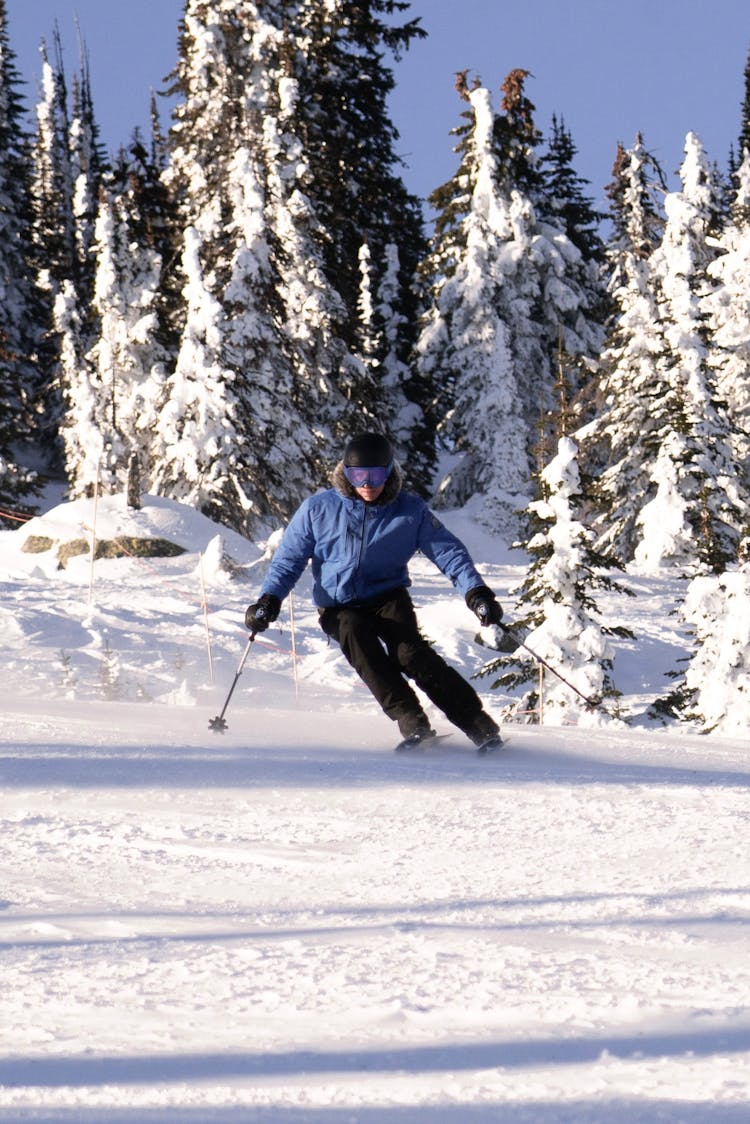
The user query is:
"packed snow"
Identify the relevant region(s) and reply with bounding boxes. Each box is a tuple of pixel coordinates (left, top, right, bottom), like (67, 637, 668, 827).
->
(1, 491, 749, 1122)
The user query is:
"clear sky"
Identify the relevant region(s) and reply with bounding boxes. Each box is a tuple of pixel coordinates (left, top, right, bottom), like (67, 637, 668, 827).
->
(6, 0, 750, 214)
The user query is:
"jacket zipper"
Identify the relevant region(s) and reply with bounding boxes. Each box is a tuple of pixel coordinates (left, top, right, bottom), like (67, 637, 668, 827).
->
(354, 504, 369, 584)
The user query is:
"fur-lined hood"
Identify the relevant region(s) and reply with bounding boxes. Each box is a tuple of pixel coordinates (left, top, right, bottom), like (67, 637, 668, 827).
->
(331, 460, 403, 505)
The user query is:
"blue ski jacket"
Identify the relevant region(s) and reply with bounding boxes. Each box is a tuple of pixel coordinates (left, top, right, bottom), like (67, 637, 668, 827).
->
(260, 472, 485, 609)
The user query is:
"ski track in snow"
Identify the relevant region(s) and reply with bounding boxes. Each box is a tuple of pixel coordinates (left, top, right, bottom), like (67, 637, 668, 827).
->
(1, 497, 750, 1120)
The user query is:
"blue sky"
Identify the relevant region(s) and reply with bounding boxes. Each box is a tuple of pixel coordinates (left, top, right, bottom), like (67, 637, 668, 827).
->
(6, 0, 750, 212)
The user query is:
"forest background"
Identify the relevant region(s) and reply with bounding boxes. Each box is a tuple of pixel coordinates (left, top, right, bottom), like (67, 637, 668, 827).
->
(1, 0, 750, 731)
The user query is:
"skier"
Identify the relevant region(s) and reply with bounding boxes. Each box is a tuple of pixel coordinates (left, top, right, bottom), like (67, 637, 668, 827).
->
(245, 432, 505, 751)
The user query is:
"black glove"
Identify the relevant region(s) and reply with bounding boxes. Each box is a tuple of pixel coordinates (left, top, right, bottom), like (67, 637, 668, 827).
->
(245, 593, 281, 633)
(465, 585, 503, 626)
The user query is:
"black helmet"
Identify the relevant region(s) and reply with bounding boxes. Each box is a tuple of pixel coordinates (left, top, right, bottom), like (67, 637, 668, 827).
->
(343, 431, 393, 468)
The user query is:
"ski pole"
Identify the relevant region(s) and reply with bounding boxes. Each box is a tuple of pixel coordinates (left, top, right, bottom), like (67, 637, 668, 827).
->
(498, 622, 601, 712)
(208, 632, 256, 733)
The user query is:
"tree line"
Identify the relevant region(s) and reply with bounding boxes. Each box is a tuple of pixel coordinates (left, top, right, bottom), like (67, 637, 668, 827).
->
(1, 0, 749, 581)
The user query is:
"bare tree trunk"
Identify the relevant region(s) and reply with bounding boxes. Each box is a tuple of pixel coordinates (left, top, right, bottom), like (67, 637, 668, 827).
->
(126, 454, 141, 510)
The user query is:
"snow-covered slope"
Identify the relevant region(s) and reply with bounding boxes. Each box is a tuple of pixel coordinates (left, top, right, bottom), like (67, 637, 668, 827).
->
(1, 494, 748, 1121)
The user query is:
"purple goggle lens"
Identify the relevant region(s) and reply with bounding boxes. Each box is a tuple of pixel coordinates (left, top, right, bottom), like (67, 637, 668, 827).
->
(344, 463, 392, 489)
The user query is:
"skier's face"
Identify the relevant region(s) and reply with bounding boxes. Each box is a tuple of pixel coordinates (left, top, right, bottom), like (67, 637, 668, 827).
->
(344, 463, 391, 503)
(354, 482, 386, 503)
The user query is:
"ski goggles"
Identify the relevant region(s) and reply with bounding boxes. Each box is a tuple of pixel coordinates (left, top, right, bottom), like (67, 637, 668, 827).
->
(343, 463, 393, 489)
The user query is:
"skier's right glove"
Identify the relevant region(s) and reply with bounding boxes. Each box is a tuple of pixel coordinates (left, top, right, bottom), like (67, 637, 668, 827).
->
(245, 593, 281, 633)
(465, 585, 503, 627)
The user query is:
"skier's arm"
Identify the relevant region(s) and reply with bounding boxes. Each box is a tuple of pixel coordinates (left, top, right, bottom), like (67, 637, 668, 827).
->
(259, 500, 316, 602)
(416, 506, 503, 622)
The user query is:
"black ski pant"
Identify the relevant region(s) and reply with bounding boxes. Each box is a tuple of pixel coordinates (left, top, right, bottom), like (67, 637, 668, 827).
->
(319, 587, 485, 737)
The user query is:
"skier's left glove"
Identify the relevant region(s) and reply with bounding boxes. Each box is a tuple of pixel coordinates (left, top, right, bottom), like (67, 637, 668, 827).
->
(245, 593, 281, 633)
(466, 585, 503, 627)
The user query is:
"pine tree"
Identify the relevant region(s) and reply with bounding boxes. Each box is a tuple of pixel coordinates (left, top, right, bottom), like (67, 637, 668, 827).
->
(26, 34, 77, 468)
(150, 223, 256, 526)
(260, 59, 362, 465)
(417, 70, 605, 525)
(651, 559, 750, 735)
(160, 0, 361, 530)
(581, 134, 668, 560)
(541, 114, 606, 264)
(702, 150, 750, 492)
(635, 132, 747, 574)
(0, 0, 41, 519)
(477, 436, 633, 725)
(68, 40, 107, 301)
(68, 179, 169, 496)
(125, 103, 183, 364)
(417, 82, 531, 532)
(493, 67, 544, 201)
(293, 0, 431, 483)
(737, 44, 750, 172)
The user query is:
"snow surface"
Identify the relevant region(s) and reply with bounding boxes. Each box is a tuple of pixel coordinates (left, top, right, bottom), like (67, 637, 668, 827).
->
(1, 493, 749, 1121)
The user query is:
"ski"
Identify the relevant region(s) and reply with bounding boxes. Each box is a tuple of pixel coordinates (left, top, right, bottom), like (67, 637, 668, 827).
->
(394, 732, 451, 752)
(476, 733, 507, 754)
(395, 733, 510, 754)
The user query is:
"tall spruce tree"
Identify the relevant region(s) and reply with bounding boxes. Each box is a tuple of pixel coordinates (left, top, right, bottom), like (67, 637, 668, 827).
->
(0, 0, 40, 519)
(416, 81, 531, 532)
(541, 114, 606, 264)
(365, 241, 428, 472)
(293, 0, 433, 486)
(477, 436, 632, 725)
(702, 150, 750, 492)
(417, 70, 604, 526)
(27, 34, 77, 469)
(580, 135, 668, 560)
(651, 560, 750, 735)
(634, 132, 747, 573)
(260, 57, 363, 463)
(68, 42, 107, 302)
(68, 177, 169, 496)
(737, 43, 750, 173)
(150, 221, 259, 525)
(160, 0, 359, 530)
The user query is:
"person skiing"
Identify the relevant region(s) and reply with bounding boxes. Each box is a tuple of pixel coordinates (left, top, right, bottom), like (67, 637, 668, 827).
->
(245, 431, 505, 752)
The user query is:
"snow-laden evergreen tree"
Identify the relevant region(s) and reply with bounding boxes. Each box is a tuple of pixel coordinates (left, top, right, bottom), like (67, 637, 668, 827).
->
(702, 150, 750, 491)
(221, 142, 318, 522)
(25, 27, 107, 481)
(418, 82, 531, 532)
(53, 278, 102, 490)
(417, 71, 605, 526)
(162, 0, 379, 530)
(373, 243, 428, 470)
(124, 106, 182, 365)
(536, 112, 608, 411)
(733, 44, 750, 189)
(498, 72, 605, 427)
(64, 180, 169, 496)
(357, 242, 378, 373)
(0, 0, 40, 520)
(68, 43, 107, 302)
(293, 0, 431, 482)
(651, 550, 750, 736)
(541, 114, 606, 265)
(260, 61, 363, 459)
(578, 135, 668, 559)
(150, 223, 254, 525)
(356, 237, 433, 480)
(634, 132, 747, 574)
(26, 35, 77, 467)
(477, 436, 632, 726)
